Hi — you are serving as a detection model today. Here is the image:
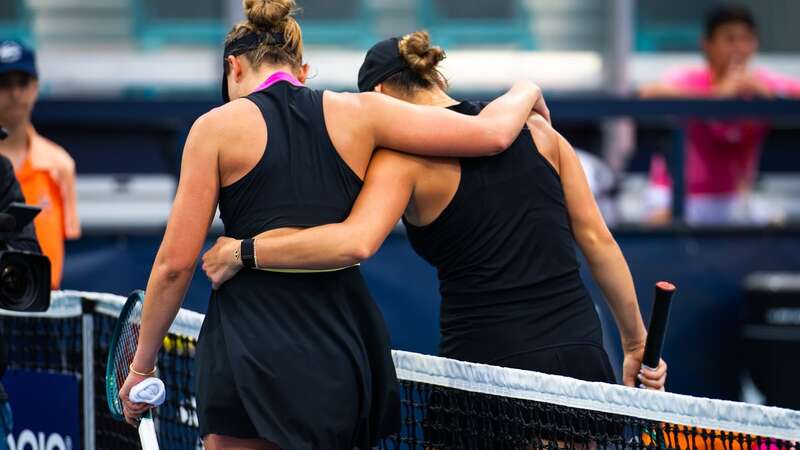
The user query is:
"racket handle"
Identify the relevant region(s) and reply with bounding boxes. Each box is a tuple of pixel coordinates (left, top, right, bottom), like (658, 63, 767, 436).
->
(139, 416, 160, 450)
(636, 281, 676, 387)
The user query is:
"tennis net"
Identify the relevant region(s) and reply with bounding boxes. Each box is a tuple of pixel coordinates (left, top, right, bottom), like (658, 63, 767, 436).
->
(1, 291, 798, 450)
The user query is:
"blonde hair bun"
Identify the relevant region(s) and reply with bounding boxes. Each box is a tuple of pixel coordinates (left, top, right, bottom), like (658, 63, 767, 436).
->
(243, 0, 295, 29)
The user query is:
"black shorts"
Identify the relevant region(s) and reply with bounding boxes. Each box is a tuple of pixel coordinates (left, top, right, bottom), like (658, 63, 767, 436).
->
(492, 342, 616, 383)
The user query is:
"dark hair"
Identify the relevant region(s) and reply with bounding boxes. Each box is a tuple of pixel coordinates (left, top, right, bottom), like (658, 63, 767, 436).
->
(704, 4, 757, 39)
(383, 31, 448, 93)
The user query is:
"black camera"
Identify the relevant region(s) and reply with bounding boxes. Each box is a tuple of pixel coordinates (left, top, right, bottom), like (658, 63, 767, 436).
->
(0, 203, 50, 312)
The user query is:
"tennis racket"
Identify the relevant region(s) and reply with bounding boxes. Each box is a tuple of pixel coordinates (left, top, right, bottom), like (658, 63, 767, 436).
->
(636, 281, 676, 388)
(106, 290, 162, 450)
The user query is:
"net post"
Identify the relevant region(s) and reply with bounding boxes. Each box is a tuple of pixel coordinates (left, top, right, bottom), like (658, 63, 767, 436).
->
(81, 297, 96, 450)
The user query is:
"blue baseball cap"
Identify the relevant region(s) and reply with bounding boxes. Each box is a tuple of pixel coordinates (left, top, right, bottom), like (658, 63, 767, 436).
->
(0, 40, 37, 78)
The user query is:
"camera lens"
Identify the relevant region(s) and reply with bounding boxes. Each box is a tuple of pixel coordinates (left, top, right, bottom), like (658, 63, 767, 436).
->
(1, 263, 30, 303)
(0, 251, 50, 312)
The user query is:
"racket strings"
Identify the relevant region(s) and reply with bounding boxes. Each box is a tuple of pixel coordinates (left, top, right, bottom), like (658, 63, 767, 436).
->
(111, 303, 144, 412)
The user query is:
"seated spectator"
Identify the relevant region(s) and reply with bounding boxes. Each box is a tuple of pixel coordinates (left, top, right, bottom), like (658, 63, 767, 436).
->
(640, 4, 800, 225)
(0, 40, 80, 287)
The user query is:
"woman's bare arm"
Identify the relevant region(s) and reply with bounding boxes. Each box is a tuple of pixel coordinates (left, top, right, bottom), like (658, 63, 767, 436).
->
(130, 111, 223, 371)
(552, 130, 668, 388)
(119, 107, 226, 425)
(362, 80, 545, 157)
(201, 150, 419, 288)
(527, 117, 665, 388)
(557, 133, 646, 353)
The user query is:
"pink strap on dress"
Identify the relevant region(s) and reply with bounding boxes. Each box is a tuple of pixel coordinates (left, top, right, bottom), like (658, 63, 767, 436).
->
(253, 71, 303, 92)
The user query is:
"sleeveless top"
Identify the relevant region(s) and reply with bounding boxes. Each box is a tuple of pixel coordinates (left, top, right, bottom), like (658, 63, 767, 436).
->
(201, 79, 399, 449)
(218, 81, 362, 236)
(402, 100, 600, 363)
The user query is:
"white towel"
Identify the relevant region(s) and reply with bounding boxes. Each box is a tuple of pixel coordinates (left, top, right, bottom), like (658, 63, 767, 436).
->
(130, 377, 166, 406)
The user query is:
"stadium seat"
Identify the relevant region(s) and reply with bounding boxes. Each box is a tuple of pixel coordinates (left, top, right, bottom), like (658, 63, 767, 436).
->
(419, 0, 534, 49)
(296, 0, 376, 48)
(132, 0, 375, 49)
(0, 0, 31, 43)
(636, 0, 708, 51)
(133, 0, 226, 48)
(636, 23, 701, 52)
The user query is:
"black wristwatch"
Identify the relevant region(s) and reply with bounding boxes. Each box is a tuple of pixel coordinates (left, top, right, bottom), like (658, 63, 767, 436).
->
(241, 238, 256, 269)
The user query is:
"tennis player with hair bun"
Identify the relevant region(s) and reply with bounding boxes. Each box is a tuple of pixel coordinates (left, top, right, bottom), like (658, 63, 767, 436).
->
(203, 31, 668, 392)
(117, 0, 548, 448)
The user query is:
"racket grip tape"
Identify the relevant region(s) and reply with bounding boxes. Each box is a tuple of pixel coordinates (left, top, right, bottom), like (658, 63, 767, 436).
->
(138, 416, 160, 450)
(637, 281, 675, 386)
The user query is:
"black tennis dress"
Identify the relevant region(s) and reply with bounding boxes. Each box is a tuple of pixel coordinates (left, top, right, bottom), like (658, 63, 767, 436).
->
(195, 79, 399, 449)
(403, 100, 616, 384)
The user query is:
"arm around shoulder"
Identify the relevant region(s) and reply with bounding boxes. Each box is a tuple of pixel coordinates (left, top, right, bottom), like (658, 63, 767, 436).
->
(201, 148, 418, 282)
(357, 81, 543, 158)
(260, 148, 416, 268)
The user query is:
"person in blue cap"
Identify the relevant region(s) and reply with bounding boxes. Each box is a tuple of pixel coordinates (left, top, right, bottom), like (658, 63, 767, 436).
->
(0, 40, 81, 289)
(0, 39, 40, 171)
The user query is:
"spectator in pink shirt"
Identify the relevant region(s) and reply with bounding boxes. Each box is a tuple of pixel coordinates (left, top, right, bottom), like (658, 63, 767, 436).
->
(640, 4, 800, 225)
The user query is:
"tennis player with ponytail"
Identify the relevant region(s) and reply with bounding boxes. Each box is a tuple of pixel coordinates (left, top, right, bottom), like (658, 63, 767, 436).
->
(203, 31, 668, 392)
(117, 1, 548, 448)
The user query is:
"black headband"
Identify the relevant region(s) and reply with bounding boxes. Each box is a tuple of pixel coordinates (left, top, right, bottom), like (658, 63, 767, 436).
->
(221, 30, 286, 103)
(224, 30, 285, 57)
(357, 37, 407, 93)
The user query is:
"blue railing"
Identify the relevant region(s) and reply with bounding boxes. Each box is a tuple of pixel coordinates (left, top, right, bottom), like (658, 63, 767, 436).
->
(31, 97, 800, 221)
